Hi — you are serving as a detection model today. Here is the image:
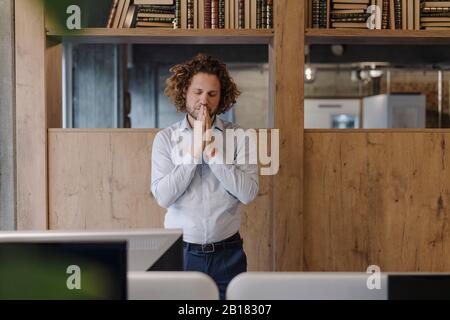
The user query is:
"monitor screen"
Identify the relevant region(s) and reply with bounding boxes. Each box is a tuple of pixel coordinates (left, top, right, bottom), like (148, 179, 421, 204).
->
(388, 274, 450, 300)
(0, 242, 127, 300)
(0, 229, 183, 272)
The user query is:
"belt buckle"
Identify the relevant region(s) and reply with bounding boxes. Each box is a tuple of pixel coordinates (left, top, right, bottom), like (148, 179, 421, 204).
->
(201, 243, 215, 253)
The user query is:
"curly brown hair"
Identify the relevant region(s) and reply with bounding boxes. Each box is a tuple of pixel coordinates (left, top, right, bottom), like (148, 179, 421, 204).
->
(164, 53, 241, 115)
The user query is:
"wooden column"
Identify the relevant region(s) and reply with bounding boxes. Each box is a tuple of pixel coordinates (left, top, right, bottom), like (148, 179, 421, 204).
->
(15, 0, 47, 229)
(273, 1, 304, 270)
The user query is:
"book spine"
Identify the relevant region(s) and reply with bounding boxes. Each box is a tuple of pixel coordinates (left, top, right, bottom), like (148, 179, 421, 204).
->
(211, 0, 219, 28)
(261, 0, 267, 28)
(107, 0, 120, 28)
(187, 0, 194, 28)
(176, 0, 182, 28)
(267, 0, 273, 28)
(137, 5, 176, 12)
(331, 17, 371, 22)
(422, 12, 450, 17)
(312, 0, 320, 28)
(137, 17, 175, 22)
(394, 0, 401, 29)
(319, 0, 327, 28)
(238, 0, 245, 28)
(205, 0, 212, 28)
(256, 0, 262, 28)
(219, 0, 225, 28)
(422, 7, 450, 13)
(382, 0, 389, 29)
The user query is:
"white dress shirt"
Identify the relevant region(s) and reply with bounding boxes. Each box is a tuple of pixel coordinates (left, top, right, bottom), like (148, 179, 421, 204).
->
(151, 115, 259, 244)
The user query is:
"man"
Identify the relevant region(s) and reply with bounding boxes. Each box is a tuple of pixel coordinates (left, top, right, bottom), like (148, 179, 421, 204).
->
(151, 53, 259, 299)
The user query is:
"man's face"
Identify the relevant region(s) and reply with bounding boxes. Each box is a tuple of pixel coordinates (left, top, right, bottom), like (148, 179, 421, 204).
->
(185, 72, 221, 120)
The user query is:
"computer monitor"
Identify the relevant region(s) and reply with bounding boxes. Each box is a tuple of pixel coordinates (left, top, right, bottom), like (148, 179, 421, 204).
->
(388, 273, 450, 300)
(0, 241, 127, 300)
(0, 229, 183, 272)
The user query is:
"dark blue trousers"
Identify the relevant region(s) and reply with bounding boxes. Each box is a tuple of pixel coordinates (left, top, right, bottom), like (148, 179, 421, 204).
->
(183, 237, 247, 300)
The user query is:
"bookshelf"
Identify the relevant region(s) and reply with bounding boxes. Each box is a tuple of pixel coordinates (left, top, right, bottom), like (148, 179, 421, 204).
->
(306, 28, 450, 44)
(46, 28, 274, 44)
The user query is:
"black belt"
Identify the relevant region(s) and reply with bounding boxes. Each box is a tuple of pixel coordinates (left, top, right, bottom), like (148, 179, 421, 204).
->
(183, 232, 243, 253)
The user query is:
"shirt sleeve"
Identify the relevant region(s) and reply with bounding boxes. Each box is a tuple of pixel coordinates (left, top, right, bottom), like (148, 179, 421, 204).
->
(206, 130, 259, 205)
(151, 131, 198, 208)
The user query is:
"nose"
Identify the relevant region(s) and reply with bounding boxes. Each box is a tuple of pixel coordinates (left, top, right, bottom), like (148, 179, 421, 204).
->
(199, 93, 208, 105)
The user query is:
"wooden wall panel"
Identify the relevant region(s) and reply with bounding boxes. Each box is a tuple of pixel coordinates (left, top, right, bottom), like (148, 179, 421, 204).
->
(241, 169, 273, 272)
(273, 0, 304, 271)
(49, 129, 164, 229)
(15, 0, 47, 229)
(304, 130, 450, 272)
(48, 129, 272, 271)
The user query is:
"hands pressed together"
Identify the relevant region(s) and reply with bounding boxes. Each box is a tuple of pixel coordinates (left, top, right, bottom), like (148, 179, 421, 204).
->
(191, 105, 216, 161)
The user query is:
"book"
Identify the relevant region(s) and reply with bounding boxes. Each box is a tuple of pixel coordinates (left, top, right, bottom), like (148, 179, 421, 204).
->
(423, 26, 450, 29)
(382, 0, 388, 29)
(230, 0, 235, 28)
(421, 21, 450, 26)
(138, 12, 176, 18)
(251, 0, 257, 28)
(394, 0, 401, 29)
(331, 21, 368, 27)
(123, 4, 138, 28)
(313, 0, 320, 28)
(134, 0, 175, 4)
(194, 0, 198, 28)
(332, 9, 366, 13)
(187, 0, 194, 28)
(176, 0, 181, 28)
(118, 0, 131, 28)
(413, 0, 419, 30)
(199, 0, 205, 29)
(261, 0, 267, 28)
(421, 16, 450, 21)
(239, 0, 245, 28)
(407, 0, 413, 30)
(219, 0, 225, 28)
(332, 0, 369, 3)
(422, 1, 450, 8)
(226, 0, 231, 29)
(245, 0, 251, 29)
(135, 21, 174, 26)
(402, 0, 408, 30)
(211, 0, 218, 28)
(112, 0, 126, 28)
(137, 16, 174, 22)
(389, 0, 395, 30)
(333, 3, 369, 9)
(107, 0, 120, 28)
(205, 0, 212, 28)
(181, 0, 187, 28)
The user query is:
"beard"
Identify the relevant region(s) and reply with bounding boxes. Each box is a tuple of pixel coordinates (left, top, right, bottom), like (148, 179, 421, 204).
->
(186, 104, 217, 119)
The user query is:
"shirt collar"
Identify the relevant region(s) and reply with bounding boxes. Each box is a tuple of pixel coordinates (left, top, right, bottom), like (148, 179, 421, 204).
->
(213, 116, 224, 132)
(179, 114, 225, 132)
(179, 114, 191, 132)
